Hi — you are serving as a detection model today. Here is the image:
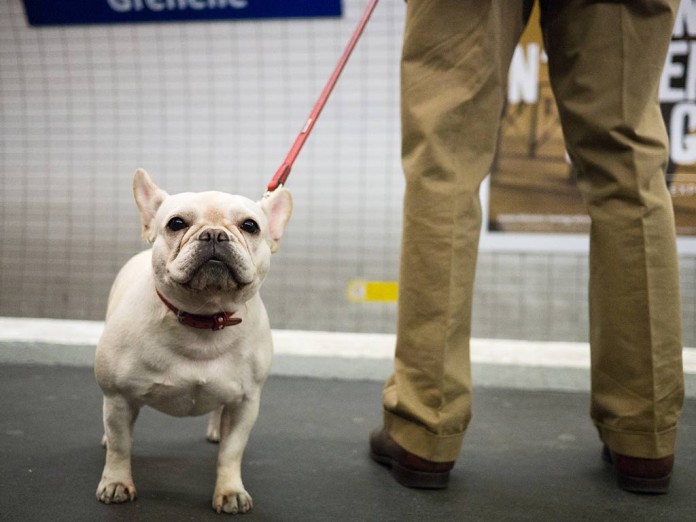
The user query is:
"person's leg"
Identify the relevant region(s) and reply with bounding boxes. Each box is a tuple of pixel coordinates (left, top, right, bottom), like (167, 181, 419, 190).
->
(380, 0, 528, 466)
(541, 0, 684, 462)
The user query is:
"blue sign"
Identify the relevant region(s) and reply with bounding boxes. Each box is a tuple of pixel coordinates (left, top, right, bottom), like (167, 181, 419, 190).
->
(23, 0, 342, 26)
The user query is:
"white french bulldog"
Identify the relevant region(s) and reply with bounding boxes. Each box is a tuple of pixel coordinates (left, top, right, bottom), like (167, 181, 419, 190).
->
(94, 169, 292, 514)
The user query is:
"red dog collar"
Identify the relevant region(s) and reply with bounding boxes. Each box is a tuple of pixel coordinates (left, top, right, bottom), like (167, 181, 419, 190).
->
(156, 290, 242, 331)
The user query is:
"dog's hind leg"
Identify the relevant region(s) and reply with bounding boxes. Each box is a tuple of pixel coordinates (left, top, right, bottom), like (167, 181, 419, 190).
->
(206, 406, 223, 443)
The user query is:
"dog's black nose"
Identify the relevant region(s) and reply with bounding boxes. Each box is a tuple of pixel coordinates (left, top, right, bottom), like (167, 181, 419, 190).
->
(198, 229, 230, 242)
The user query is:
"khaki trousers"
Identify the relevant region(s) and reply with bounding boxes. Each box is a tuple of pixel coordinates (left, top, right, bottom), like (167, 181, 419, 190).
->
(383, 0, 684, 462)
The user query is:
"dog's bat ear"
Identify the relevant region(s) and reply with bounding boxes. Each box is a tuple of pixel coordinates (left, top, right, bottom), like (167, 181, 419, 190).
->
(260, 188, 293, 253)
(133, 168, 168, 244)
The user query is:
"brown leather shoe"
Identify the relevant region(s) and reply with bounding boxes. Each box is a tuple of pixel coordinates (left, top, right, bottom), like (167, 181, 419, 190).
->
(602, 445, 673, 494)
(369, 428, 454, 489)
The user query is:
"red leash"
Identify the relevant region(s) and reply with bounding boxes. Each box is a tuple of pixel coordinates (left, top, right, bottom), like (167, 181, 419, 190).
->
(266, 0, 380, 193)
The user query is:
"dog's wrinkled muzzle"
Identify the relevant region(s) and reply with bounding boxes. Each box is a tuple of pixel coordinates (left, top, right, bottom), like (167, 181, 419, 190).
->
(170, 230, 256, 290)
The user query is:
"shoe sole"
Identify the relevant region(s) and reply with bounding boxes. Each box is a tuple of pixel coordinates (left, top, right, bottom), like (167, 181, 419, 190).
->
(616, 474, 671, 495)
(370, 451, 450, 489)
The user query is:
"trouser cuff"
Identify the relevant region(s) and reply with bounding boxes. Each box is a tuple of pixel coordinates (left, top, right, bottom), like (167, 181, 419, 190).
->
(596, 423, 677, 459)
(383, 409, 464, 463)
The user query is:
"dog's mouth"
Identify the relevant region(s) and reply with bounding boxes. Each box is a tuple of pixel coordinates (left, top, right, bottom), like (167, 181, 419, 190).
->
(194, 257, 250, 289)
(205, 258, 226, 269)
(172, 246, 256, 291)
(198, 258, 230, 277)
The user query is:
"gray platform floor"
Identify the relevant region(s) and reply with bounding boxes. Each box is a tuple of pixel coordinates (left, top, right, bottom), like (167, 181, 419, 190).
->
(1, 364, 695, 521)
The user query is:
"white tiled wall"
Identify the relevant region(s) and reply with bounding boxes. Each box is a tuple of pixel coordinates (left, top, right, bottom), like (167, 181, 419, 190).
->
(1, 0, 694, 346)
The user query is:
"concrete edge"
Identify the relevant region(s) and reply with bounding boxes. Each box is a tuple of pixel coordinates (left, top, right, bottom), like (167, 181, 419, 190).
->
(1, 317, 695, 396)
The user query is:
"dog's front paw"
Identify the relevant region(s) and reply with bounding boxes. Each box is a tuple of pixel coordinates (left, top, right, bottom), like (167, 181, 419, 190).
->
(212, 489, 253, 514)
(96, 479, 137, 504)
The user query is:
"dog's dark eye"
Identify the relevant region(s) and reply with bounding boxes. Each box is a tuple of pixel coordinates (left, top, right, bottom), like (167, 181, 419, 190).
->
(240, 219, 260, 235)
(167, 217, 188, 232)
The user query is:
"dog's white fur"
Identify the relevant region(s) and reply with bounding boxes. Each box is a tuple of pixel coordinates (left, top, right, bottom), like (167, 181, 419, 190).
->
(94, 169, 292, 514)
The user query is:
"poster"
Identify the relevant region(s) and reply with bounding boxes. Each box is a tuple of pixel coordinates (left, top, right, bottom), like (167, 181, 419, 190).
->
(488, 2, 696, 238)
